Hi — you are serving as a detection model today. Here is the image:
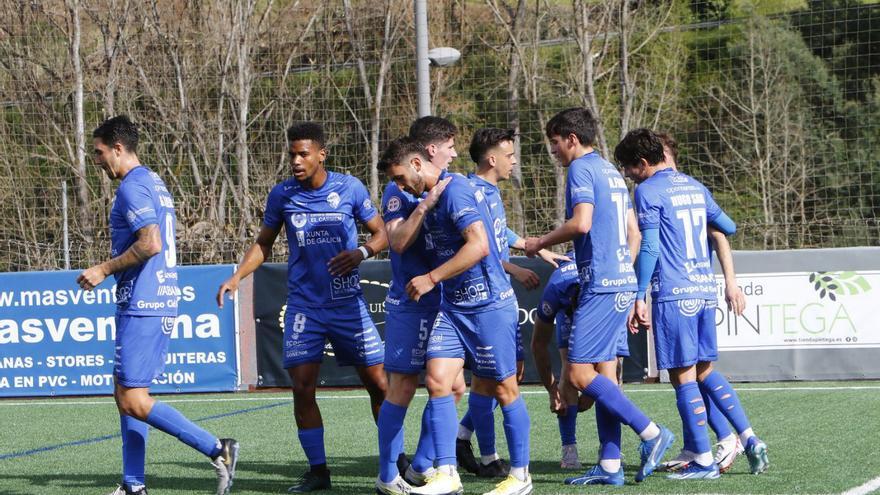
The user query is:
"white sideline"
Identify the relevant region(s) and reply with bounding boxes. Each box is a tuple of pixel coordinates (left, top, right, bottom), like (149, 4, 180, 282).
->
(841, 476, 880, 495)
(2, 384, 879, 407)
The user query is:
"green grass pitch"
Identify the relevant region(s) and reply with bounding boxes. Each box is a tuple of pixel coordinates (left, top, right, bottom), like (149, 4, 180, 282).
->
(2, 381, 879, 494)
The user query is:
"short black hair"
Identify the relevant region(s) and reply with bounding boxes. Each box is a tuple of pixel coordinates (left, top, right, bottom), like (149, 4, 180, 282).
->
(614, 128, 666, 167)
(408, 116, 457, 146)
(545, 107, 597, 147)
(656, 131, 678, 161)
(287, 122, 325, 147)
(469, 128, 516, 163)
(92, 115, 138, 152)
(378, 136, 430, 174)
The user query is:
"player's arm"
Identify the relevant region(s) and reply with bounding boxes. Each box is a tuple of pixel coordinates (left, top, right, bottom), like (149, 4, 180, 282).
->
(523, 202, 594, 256)
(709, 226, 745, 315)
(386, 177, 451, 253)
(328, 215, 388, 276)
(626, 208, 641, 262)
(77, 223, 161, 291)
(509, 228, 570, 268)
(629, 227, 659, 333)
(217, 224, 281, 307)
(407, 220, 489, 301)
(503, 260, 539, 290)
(531, 317, 565, 414)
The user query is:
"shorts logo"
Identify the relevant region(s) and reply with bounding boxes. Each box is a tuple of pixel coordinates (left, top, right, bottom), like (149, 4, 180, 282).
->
(291, 213, 308, 228)
(386, 196, 401, 213)
(161, 316, 176, 335)
(327, 192, 341, 209)
(541, 302, 553, 317)
(677, 298, 705, 317)
(614, 292, 636, 313)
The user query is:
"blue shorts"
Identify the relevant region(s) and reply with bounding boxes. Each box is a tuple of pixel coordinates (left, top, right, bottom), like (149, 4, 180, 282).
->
(283, 298, 384, 368)
(568, 291, 635, 364)
(114, 315, 174, 388)
(427, 303, 518, 381)
(653, 298, 718, 370)
(384, 308, 437, 374)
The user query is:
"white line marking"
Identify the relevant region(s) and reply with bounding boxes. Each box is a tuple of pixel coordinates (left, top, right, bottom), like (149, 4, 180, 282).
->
(841, 475, 880, 495)
(1, 384, 879, 407)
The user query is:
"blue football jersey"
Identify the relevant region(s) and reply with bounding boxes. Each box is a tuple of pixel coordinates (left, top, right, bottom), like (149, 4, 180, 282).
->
(565, 151, 637, 293)
(263, 171, 378, 308)
(109, 166, 179, 316)
(634, 168, 723, 302)
(467, 174, 511, 262)
(536, 257, 580, 330)
(381, 181, 440, 310)
(425, 170, 515, 312)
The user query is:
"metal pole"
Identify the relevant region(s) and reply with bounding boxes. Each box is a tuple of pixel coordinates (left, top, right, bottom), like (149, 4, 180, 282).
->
(415, 0, 431, 117)
(62, 180, 70, 270)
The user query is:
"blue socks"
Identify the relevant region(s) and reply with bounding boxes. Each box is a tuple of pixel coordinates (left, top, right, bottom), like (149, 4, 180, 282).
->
(297, 427, 327, 467)
(700, 379, 733, 440)
(144, 401, 220, 457)
(595, 402, 622, 460)
(674, 381, 711, 455)
(120, 415, 148, 489)
(429, 395, 458, 467)
(468, 393, 498, 456)
(378, 401, 407, 483)
(700, 371, 752, 434)
(459, 409, 474, 433)
(411, 402, 435, 473)
(501, 397, 530, 469)
(557, 405, 578, 446)
(584, 374, 651, 434)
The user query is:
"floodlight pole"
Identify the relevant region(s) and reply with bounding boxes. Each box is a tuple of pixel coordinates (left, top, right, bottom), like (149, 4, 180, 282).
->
(415, 0, 431, 117)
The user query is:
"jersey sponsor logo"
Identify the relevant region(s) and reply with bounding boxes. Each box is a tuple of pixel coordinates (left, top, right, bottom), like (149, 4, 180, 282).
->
(116, 280, 134, 306)
(291, 213, 308, 228)
(386, 196, 401, 213)
(327, 191, 341, 209)
(677, 298, 705, 317)
(161, 316, 176, 335)
(670, 173, 689, 184)
(309, 213, 344, 226)
(614, 292, 636, 313)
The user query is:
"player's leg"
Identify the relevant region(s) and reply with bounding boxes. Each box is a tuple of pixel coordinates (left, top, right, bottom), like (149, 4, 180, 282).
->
(411, 310, 467, 495)
(556, 330, 581, 470)
(454, 369, 480, 475)
(566, 292, 672, 484)
(695, 300, 767, 474)
(114, 315, 237, 495)
(469, 376, 507, 478)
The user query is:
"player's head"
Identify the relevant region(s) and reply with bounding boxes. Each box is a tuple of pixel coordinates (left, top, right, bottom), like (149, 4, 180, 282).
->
(614, 128, 666, 184)
(409, 116, 458, 169)
(545, 107, 598, 167)
(286, 122, 327, 183)
(378, 136, 434, 196)
(469, 128, 517, 182)
(656, 131, 679, 171)
(92, 115, 139, 180)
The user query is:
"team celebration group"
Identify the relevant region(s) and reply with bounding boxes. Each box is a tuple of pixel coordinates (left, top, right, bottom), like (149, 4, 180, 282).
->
(76, 108, 770, 495)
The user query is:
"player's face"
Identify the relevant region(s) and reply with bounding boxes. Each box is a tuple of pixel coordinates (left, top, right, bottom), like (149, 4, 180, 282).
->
(386, 158, 425, 196)
(622, 160, 649, 184)
(288, 139, 326, 182)
(92, 138, 121, 180)
(548, 134, 575, 166)
(492, 140, 517, 181)
(428, 138, 457, 169)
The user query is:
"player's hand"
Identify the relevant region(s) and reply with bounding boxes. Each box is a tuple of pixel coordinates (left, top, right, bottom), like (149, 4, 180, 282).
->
(725, 284, 746, 316)
(76, 264, 107, 291)
(537, 249, 570, 268)
(629, 299, 650, 333)
(420, 176, 452, 211)
(216, 276, 240, 308)
(509, 265, 540, 290)
(406, 274, 436, 302)
(548, 383, 565, 415)
(524, 236, 542, 257)
(328, 249, 364, 276)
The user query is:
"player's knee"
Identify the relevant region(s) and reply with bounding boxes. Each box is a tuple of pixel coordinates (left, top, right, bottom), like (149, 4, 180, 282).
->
(291, 381, 317, 402)
(425, 373, 452, 396)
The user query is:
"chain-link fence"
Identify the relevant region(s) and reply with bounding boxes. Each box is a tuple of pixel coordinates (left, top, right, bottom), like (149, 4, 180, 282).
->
(1, 0, 877, 272)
